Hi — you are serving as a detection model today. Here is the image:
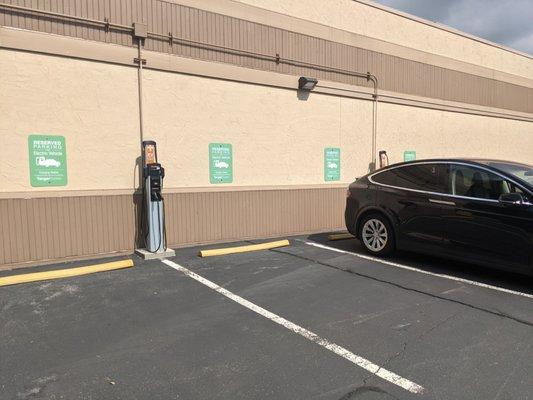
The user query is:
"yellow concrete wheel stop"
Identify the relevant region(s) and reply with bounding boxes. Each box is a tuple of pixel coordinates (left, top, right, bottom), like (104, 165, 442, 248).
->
(327, 233, 355, 241)
(199, 239, 290, 257)
(0, 259, 134, 287)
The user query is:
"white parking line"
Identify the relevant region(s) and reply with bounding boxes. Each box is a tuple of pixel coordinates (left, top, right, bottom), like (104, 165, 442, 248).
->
(301, 240, 533, 300)
(161, 259, 425, 394)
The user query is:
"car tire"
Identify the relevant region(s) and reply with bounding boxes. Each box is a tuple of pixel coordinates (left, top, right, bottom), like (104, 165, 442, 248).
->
(358, 213, 395, 256)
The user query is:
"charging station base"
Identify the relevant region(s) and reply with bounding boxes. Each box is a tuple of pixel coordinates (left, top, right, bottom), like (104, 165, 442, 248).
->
(134, 248, 176, 260)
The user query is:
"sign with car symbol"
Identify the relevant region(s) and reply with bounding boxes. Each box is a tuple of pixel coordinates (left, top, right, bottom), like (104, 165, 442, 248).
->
(404, 150, 416, 162)
(28, 135, 67, 187)
(324, 147, 341, 181)
(209, 143, 233, 184)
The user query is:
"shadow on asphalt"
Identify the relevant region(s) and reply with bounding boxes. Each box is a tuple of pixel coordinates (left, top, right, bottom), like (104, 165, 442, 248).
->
(306, 232, 533, 297)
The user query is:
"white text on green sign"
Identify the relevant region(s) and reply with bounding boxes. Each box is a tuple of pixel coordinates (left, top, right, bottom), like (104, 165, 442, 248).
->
(209, 143, 233, 184)
(28, 135, 67, 187)
(324, 148, 341, 181)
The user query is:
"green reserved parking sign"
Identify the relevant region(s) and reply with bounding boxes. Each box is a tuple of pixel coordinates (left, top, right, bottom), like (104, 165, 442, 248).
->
(28, 135, 68, 187)
(404, 150, 416, 162)
(324, 147, 341, 181)
(209, 143, 233, 184)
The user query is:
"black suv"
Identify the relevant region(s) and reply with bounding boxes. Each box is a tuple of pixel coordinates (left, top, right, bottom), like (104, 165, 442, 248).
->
(345, 159, 533, 275)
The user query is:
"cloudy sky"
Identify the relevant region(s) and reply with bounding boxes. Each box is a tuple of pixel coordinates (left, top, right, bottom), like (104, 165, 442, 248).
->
(373, 0, 533, 55)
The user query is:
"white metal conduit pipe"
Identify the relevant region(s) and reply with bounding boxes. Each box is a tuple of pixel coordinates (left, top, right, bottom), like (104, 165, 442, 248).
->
(149, 32, 380, 170)
(136, 38, 145, 145)
(0, 2, 380, 168)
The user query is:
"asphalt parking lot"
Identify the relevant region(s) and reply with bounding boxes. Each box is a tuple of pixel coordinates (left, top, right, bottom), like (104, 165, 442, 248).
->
(1, 234, 532, 400)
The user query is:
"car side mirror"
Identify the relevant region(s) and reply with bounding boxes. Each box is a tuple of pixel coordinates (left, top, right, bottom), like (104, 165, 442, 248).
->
(498, 193, 524, 206)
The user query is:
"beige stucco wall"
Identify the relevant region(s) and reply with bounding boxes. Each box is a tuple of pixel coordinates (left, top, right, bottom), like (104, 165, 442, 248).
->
(0, 49, 139, 193)
(377, 103, 533, 165)
(142, 69, 372, 188)
(0, 49, 374, 192)
(1, 49, 531, 194)
(235, 0, 532, 80)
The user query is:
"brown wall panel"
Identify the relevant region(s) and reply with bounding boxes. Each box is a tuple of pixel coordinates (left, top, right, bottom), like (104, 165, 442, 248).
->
(1, 0, 532, 114)
(0, 195, 137, 266)
(0, 187, 346, 267)
(163, 187, 346, 246)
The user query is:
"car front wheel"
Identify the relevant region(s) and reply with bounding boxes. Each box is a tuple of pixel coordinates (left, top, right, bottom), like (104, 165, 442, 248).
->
(359, 213, 395, 256)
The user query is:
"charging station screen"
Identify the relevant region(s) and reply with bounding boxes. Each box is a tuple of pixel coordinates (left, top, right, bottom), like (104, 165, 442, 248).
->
(28, 135, 68, 187)
(145, 144, 157, 165)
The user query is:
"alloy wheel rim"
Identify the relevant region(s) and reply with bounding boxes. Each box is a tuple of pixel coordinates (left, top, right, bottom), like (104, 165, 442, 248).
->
(362, 219, 388, 252)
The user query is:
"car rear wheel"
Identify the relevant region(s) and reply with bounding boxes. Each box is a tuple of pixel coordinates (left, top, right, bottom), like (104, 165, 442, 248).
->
(359, 213, 395, 256)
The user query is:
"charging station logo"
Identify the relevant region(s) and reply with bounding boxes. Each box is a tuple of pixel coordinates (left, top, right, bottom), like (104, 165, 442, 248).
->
(36, 157, 61, 168)
(214, 160, 229, 169)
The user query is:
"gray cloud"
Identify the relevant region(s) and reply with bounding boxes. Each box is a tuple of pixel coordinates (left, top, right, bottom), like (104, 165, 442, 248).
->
(374, 0, 533, 55)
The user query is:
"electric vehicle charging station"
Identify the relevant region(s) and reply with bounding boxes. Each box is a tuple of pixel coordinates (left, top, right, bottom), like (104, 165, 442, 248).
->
(379, 150, 389, 169)
(135, 141, 175, 259)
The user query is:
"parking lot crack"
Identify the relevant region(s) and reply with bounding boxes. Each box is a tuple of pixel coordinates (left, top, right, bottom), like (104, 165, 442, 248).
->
(270, 247, 533, 328)
(355, 312, 459, 395)
(385, 310, 461, 369)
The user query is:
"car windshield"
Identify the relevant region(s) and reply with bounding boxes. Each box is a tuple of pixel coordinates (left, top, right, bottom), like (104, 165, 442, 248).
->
(486, 161, 533, 186)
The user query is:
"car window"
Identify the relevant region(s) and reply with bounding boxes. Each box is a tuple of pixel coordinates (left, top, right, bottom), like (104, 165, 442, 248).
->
(373, 164, 448, 194)
(486, 161, 533, 186)
(450, 164, 519, 200)
(372, 170, 397, 186)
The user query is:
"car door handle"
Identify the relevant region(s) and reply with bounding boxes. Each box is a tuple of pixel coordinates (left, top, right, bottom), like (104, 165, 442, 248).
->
(429, 199, 456, 206)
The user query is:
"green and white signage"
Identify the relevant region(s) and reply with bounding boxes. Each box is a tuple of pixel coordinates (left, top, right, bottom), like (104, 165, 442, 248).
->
(28, 135, 67, 187)
(324, 147, 341, 181)
(404, 150, 416, 162)
(209, 143, 233, 184)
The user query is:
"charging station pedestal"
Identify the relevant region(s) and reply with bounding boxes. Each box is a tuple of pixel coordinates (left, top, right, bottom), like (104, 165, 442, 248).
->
(135, 141, 175, 260)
